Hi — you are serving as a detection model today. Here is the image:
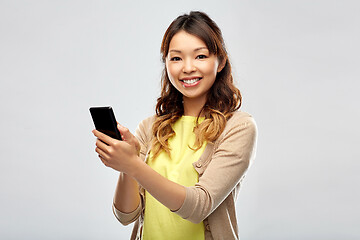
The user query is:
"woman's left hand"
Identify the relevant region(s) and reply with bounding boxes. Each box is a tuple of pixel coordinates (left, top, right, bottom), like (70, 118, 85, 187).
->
(92, 125, 140, 174)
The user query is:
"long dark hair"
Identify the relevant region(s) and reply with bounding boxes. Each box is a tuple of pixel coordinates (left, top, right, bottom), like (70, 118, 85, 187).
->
(151, 11, 242, 158)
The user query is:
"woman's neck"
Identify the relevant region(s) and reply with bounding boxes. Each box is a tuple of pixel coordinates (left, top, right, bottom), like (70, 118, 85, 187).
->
(183, 96, 206, 117)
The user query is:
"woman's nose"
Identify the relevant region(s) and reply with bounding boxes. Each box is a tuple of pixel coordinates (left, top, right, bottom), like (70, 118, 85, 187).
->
(183, 59, 196, 73)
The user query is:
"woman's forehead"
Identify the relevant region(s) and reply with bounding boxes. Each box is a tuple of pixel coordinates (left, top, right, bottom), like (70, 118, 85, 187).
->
(168, 31, 208, 52)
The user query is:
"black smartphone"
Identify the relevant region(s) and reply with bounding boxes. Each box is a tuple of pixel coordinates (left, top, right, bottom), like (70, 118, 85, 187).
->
(89, 106, 122, 141)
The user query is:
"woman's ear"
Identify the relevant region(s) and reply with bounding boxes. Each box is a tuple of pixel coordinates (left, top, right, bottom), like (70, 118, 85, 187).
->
(217, 58, 226, 73)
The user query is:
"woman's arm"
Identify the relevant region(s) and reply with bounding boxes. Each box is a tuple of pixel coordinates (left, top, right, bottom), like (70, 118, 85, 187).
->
(113, 172, 140, 213)
(174, 115, 257, 223)
(112, 125, 142, 214)
(130, 158, 186, 211)
(93, 113, 256, 222)
(93, 124, 141, 225)
(112, 172, 142, 226)
(93, 124, 186, 212)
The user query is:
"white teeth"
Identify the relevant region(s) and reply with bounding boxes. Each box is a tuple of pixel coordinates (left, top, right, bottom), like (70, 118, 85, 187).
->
(183, 78, 200, 84)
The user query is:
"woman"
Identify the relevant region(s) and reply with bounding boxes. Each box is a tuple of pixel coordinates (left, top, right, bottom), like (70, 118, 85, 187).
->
(92, 11, 257, 240)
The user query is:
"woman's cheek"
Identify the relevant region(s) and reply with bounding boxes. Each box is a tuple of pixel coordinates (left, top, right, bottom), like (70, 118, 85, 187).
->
(166, 66, 175, 82)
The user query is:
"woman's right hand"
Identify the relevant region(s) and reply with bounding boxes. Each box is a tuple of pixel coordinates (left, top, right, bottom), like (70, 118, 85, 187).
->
(117, 123, 141, 157)
(93, 123, 141, 174)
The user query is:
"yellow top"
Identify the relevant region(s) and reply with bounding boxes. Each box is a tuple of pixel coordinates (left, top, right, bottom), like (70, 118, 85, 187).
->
(142, 116, 207, 240)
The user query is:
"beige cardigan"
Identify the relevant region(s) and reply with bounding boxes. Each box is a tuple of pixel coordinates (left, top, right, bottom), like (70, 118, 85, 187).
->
(112, 111, 257, 240)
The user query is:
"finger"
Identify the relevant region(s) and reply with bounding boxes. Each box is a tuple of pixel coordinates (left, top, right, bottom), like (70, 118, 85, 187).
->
(95, 138, 110, 154)
(117, 124, 133, 141)
(98, 154, 111, 168)
(95, 145, 109, 160)
(92, 129, 114, 145)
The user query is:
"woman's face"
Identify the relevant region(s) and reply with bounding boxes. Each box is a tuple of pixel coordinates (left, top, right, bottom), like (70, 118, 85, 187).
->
(165, 30, 223, 104)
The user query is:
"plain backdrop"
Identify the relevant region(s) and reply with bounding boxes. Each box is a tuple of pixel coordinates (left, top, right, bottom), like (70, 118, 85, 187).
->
(1, 0, 359, 239)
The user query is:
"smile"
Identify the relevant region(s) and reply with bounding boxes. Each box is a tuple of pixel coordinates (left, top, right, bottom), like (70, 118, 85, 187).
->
(180, 78, 202, 87)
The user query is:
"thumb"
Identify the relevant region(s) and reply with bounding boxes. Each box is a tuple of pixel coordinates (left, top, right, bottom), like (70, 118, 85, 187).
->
(117, 124, 132, 141)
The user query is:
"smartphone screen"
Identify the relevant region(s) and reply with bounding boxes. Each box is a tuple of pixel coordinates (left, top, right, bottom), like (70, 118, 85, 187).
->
(89, 106, 122, 140)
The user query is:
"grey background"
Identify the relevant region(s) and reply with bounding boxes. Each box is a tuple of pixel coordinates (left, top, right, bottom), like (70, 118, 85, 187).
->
(1, 0, 359, 239)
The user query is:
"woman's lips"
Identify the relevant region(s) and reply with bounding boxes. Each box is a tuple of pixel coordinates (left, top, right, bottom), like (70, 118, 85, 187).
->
(180, 77, 202, 87)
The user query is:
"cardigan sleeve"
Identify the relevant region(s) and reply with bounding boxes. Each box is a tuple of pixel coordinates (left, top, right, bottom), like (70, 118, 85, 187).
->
(112, 201, 142, 226)
(135, 115, 154, 161)
(174, 115, 257, 223)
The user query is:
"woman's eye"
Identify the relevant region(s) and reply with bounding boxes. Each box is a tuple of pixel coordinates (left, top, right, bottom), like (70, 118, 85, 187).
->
(170, 57, 181, 61)
(196, 55, 207, 59)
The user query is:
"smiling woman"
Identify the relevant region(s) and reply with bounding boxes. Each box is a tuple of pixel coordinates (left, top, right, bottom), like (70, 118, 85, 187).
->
(92, 11, 257, 240)
(166, 31, 224, 116)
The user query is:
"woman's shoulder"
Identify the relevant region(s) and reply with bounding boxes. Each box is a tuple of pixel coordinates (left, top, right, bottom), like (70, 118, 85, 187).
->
(135, 115, 156, 141)
(138, 115, 156, 128)
(217, 111, 257, 142)
(209, 111, 258, 151)
(227, 111, 256, 127)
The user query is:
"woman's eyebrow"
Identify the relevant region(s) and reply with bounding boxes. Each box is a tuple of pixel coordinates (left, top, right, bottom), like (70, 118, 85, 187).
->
(169, 49, 182, 53)
(194, 47, 208, 52)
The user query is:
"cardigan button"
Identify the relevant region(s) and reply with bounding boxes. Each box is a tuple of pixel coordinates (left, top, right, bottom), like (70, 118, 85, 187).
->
(205, 223, 211, 231)
(196, 162, 202, 168)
